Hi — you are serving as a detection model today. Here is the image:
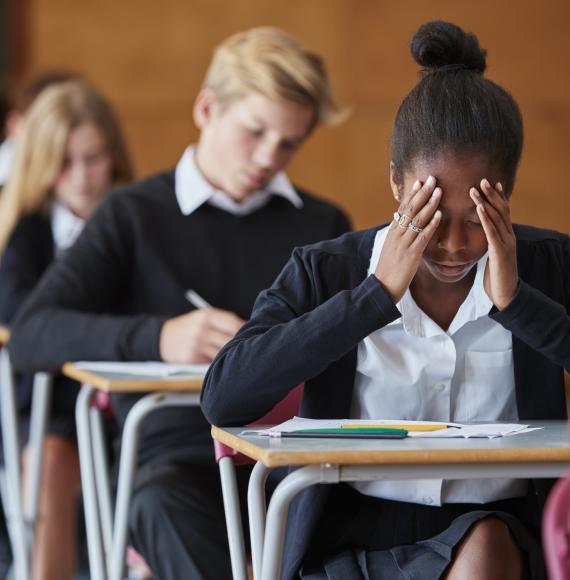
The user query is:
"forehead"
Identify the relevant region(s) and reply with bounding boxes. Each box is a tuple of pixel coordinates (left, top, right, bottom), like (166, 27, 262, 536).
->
(222, 93, 315, 135)
(404, 153, 503, 212)
(67, 122, 106, 152)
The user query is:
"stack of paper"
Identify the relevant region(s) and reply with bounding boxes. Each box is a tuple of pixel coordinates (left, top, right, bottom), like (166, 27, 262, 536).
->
(242, 417, 536, 439)
(74, 361, 209, 377)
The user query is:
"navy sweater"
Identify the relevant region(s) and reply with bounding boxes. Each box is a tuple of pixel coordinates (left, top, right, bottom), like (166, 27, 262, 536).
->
(202, 224, 570, 579)
(9, 169, 351, 466)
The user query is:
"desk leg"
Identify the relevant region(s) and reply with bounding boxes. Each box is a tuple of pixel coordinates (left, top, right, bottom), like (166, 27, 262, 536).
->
(248, 461, 270, 579)
(219, 456, 248, 580)
(90, 406, 113, 558)
(109, 392, 200, 580)
(76, 384, 108, 580)
(261, 465, 340, 580)
(25, 372, 53, 544)
(0, 349, 30, 580)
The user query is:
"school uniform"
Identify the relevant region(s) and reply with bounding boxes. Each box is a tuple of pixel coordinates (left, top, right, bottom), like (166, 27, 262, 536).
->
(202, 223, 570, 579)
(0, 204, 87, 578)
(0, 205, 85, 438)
(9, 146, 351, 579)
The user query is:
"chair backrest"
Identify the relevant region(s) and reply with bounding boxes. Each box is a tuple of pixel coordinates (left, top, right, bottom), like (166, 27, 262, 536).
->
(543, 472, 570, 580)
(91, 391, 114, 417)
(214, 384, 303, 464)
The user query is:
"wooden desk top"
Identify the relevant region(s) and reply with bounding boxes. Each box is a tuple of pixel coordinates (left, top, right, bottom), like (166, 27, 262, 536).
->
(212, 421, 570, 468)
(0, 326, 10, 346)
(62, 362, 204, 393)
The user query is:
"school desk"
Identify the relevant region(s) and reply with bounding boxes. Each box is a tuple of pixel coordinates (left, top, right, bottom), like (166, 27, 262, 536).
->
(0, 327, 53, 580)
(63, 362, 204, 580)
(212, 421, 570, 580)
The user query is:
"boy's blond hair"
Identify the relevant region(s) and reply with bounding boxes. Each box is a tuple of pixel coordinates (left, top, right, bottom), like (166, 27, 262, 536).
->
(203, 27, 346, 126)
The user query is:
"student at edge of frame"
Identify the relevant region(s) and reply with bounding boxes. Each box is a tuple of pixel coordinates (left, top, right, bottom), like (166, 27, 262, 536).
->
(0, 79, 133, 580)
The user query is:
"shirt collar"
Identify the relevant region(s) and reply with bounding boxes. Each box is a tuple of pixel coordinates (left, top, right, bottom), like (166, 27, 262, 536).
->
(174, 145, 303, 217)
(368, 226, 492, 337)
(50, 202, 86, 254)
(0, 138, 15, 186)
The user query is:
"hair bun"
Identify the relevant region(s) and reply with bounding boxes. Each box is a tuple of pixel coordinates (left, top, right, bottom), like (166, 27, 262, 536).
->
(411, 20, 486, 74)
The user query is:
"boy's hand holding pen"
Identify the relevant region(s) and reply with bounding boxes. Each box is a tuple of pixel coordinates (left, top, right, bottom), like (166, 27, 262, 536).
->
(159, 290, 245, 364)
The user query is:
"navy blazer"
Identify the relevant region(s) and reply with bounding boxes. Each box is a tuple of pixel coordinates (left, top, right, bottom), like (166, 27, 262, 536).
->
(0, 213, 54, 326)
(202, 224, 570, 580)
(0, 213, 79, 429)
(0, 214, 54, 411)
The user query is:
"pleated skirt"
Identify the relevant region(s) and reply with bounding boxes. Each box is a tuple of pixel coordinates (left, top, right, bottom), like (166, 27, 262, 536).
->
(301, 483, 545, 580)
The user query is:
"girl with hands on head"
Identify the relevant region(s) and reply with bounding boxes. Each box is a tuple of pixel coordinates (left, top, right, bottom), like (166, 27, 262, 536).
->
(203, 20, 570, 580)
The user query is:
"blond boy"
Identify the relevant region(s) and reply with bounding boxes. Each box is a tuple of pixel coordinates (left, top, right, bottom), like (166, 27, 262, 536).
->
(11, 27, 350, 579)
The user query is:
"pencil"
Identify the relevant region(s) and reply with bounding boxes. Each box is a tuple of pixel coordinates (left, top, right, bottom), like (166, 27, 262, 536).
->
(341, 423, 449, 432)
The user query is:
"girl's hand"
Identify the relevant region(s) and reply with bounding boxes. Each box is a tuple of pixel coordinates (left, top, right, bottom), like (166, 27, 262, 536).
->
(470, 179, 518, 310)
(375, 175, 442, 303)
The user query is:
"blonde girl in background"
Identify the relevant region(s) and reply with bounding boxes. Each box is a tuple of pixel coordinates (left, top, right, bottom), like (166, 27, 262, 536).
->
(0, 79, 133, 580)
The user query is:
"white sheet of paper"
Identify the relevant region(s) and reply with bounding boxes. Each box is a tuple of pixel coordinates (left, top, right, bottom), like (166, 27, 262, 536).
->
(73, 361, 209, 378)
(241, 417, 533, 439)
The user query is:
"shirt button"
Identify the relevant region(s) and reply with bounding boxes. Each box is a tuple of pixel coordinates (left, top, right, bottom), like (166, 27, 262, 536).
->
(435, 383, 446, 393)
(423, 496, 434, 505)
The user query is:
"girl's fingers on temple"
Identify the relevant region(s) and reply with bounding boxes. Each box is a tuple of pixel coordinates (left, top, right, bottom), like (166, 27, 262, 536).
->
(407, 187, 441, 230)
(397, 179, 422, 210)
(402, 175, 437, 216)
(411, 209, 442, 250)
(470, 188, 506, 244)
(480, 179, 511, 226)
(475, 200, 502, 246)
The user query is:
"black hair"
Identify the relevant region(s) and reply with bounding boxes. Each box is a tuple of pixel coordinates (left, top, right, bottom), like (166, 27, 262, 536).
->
(391, 21, 523, 196)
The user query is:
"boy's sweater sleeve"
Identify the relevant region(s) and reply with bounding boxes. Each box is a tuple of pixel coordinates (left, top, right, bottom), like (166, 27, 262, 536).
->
(9, 195, 167, 372)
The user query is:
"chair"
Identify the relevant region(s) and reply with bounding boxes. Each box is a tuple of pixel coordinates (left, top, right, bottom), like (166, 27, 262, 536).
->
(0, 338, 54, 580)
(215, 384, 303, 580)
(73, 371, 202, 580)
(543, 472, 570, 580)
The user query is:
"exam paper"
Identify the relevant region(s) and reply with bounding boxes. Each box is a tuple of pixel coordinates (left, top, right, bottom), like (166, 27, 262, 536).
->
(241, 417, 534, 439)
(74, 361, 209, 377)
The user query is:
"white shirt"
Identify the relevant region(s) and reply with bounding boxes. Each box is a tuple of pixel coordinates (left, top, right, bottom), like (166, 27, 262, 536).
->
(0, 138, 15, 186)
(174, 146, 303, 217)
(51, 202, 86, 255)
(350, 226, 526, 506)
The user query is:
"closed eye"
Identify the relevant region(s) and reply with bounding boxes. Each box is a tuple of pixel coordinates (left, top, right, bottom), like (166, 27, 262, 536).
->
(246, 127, 264, 138)
(280, 140, 300, 152)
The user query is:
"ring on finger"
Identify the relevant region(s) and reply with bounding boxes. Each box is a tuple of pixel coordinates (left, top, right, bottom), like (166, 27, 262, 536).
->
(408, 222, 423, 234)
(394, 211, 413, 229)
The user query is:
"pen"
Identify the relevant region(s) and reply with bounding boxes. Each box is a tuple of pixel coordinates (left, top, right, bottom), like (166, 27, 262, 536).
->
(341, 423, 449, 432)
(185, 290, 213, 310)
(294, 427, 408, 435)
(281, 428, 407, 439)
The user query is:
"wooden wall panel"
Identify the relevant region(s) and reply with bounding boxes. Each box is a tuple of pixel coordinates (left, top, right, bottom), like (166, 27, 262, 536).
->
(20, 0, 570, 233)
